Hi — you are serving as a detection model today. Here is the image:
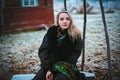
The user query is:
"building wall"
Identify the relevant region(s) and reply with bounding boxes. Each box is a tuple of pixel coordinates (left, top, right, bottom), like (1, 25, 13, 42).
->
(5, 0, 21, 7)
(2, 0, 54, 33)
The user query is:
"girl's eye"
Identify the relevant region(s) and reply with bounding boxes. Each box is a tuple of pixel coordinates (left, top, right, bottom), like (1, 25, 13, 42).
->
(66, 18, 70, 20)
(60, 18, 64, 20)
(59, 18, 70, 21)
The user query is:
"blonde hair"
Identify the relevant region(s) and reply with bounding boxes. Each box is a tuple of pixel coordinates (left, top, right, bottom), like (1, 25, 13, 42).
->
(56, 11, 81, 41)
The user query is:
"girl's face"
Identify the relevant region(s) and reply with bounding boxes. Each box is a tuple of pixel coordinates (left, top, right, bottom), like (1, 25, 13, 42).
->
(58, 13, 71, 30)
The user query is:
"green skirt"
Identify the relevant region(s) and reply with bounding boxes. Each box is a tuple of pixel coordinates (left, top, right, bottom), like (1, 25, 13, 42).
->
(53, 62, 79, 80)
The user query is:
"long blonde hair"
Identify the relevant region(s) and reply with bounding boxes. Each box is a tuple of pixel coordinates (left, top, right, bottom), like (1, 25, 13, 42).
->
(56, 11, 81, 41)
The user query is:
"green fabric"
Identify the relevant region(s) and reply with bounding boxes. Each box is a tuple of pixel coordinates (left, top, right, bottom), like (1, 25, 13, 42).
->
(57, 27, 67, 46)
(53, 62, 78, 80)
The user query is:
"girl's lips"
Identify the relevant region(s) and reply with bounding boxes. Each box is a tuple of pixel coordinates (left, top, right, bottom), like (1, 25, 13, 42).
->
(63, 25, 67, 26)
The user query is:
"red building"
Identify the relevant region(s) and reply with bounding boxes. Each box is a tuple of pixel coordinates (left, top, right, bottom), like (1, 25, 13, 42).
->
(0, 0, 54, 33)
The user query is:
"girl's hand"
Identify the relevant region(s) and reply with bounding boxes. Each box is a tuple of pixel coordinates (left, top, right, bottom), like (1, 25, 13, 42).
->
(46, 70, 53, 80)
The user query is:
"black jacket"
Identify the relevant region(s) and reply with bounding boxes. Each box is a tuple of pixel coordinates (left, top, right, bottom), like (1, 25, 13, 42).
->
(38, 25, 83, 72)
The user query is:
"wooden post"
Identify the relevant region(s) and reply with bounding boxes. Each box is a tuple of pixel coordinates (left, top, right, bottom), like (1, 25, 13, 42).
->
(99, 0, 113, 80)
(81, 0, 87, 71)
(64, 0, 67, 11)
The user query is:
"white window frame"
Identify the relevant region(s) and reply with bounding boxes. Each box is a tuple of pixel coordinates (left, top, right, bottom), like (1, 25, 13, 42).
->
(21, 0, 38, 7)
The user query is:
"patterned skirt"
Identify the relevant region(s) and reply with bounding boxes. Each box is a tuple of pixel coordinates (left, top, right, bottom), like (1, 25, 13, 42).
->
(53, 62, 79, 80)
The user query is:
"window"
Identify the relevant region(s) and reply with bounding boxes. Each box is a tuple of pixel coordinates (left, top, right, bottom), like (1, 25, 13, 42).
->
(21, 0, 38, 7)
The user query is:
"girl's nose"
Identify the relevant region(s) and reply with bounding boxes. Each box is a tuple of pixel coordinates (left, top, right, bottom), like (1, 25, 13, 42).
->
(63, 19, 67, 22)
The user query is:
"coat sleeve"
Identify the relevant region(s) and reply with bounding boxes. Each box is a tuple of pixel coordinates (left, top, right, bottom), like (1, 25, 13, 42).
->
(66, 39, 83, 65)
(38, 34, 52, 72)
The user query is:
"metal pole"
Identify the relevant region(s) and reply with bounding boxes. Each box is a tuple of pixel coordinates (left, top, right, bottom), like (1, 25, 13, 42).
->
(81, 0, 87, 71)
(99, 0, 113, 80)
(64, 0, 67, 11)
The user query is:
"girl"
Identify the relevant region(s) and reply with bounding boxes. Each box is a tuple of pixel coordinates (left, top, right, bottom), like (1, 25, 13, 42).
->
(33, 11, 84, 80)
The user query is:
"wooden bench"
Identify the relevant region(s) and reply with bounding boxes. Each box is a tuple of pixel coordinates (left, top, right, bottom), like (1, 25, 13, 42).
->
(11, 71, 96, 80)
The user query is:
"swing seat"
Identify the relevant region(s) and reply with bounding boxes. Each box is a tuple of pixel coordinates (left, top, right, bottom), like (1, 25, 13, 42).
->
(80, 71, 96, 80)
(11, 74, 35, 80)
(11, 72, 95, 80)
